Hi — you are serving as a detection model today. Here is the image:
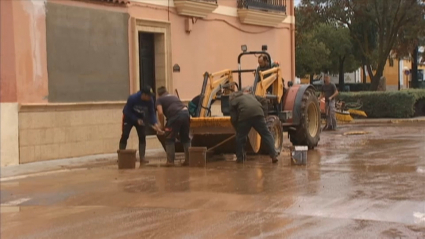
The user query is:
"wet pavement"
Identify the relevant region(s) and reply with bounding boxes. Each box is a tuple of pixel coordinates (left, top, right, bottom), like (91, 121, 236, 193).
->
(1, 123, 425, 238)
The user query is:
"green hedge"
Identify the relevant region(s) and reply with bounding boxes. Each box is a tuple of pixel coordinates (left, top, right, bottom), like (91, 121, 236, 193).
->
(337, 89, 425, 118)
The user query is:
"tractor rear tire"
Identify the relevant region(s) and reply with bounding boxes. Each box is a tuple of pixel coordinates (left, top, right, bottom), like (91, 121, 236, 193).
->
(259, 115, 284, 155)
(289, 88, 321, 149)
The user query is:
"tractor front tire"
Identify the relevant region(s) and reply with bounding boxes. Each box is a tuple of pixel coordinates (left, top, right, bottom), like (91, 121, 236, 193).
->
(289, 88, 321, 149)
(259, 115, 284, 155)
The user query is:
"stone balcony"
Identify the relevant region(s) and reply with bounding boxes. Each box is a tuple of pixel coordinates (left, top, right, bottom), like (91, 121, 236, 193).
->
(237, 0, 287, 27)
(174, 0, 218, 19)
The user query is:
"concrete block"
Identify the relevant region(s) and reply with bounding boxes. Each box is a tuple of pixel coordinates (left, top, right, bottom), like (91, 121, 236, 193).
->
(85, 140, 104, 155)
(18, 129, 30, 147)
(58, 143, 73, 159)
(30, 112, 55, 129)
(69, 111, 85, 126)
(104, 138, 119, 153)
(54, 111, 72, 127)
(52, 127, 67, 143)
(189, 147, 207, 167)
(101, 124, 121, 139)
(18, 113, 32, 130)
(19, 146, 35, 164)
(38, 144, 60, 162)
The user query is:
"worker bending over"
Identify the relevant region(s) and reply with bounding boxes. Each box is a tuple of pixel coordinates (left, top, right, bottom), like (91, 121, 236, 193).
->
(229, 86, 279, 164)
(156, 86, 191, 166)
(119, 86, 163, 165)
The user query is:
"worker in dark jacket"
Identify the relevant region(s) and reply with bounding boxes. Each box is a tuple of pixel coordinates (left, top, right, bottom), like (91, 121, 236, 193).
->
(156, 86, 191, 166)
(255, 55, 278, 93)
(119, 86, 163, 165)
(188, 95, 216, 117)
(229, 86, 278, 164)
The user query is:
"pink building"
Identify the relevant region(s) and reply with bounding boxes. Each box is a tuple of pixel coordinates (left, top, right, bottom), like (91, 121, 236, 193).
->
(0, 0, 295, 166)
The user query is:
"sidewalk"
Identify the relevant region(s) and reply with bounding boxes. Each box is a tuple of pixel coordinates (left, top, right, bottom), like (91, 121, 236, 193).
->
(345, 116, 425, 124)
(2, 117, 423, 181)
(0, 149, 165, 181)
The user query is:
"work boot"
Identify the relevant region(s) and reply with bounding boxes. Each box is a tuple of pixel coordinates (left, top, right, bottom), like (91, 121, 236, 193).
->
(165, 144, 175, 166)
(271, 152, 279, 164)
(181, 143, 191, 166)
(139, 143, 149, 165)
(236, 152, 246, 163)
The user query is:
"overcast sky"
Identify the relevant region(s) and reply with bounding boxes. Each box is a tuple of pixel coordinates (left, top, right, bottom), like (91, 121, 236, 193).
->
(295, 0, 301, 6)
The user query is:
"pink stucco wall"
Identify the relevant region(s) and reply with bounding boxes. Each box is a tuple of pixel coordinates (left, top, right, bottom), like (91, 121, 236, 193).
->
(4, 0, 295, 103)
(0, 0, 17, 103)
(128, 2, 295, 100)
(11, 0, 49, 103)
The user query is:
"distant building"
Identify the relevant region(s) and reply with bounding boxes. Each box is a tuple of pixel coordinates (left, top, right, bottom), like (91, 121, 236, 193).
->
(361, 58, 425, 90)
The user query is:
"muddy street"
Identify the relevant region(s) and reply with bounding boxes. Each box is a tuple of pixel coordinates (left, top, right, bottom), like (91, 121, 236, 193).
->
(1, 123, 425, 238)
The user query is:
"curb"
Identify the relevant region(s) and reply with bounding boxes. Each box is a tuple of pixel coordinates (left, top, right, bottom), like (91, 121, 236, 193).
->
(344, 118, 425, 124)
(1, 149, 166, 180)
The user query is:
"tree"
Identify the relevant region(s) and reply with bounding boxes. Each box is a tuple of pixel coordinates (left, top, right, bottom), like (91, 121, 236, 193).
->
(393, 2, 425, 88)
(313, 23, 359, 90)
(295, 32, 331, 78)
(350, 15, 379, 83)
(306, 0, 425, 90)
(295, 6, 331, 80)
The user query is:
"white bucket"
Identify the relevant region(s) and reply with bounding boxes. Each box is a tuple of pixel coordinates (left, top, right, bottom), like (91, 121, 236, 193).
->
(291, 146, 308, 165)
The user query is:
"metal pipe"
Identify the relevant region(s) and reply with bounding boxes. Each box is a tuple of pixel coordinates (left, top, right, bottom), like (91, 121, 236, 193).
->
(206, 135, 236, 153)
(237, 51, 272, 90)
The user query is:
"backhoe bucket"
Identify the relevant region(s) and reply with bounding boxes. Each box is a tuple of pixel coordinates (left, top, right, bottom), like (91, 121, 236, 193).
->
(156, 117, 261, 154)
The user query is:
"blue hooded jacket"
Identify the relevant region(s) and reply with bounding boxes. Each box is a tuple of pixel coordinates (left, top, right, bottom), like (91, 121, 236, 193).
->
(123, 91, 158, 125)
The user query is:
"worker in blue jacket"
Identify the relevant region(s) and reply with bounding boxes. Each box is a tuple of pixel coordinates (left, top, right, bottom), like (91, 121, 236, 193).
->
(119, 86, 163, 165)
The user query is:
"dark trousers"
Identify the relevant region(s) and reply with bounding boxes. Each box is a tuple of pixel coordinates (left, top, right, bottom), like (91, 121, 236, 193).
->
(119, 115, 146, 148)
(164, 110, 191, 144)
(235, 116, 276, 161)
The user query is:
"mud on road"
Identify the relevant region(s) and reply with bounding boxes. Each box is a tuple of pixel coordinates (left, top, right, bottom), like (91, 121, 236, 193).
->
(1, 123, 425, 238)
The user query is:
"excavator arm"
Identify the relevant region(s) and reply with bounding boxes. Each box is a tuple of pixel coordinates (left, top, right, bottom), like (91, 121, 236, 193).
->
(197, 70, 234, 117)
(255, 67, 284, 103)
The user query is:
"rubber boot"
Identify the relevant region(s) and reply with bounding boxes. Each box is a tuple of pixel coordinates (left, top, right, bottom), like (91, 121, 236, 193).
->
(236, 152, 246, 163)
(271, 151, 279, 164)
(181, 143, 191, 166)
(139, 143, 149, 166)
(165, 144, 175, 166)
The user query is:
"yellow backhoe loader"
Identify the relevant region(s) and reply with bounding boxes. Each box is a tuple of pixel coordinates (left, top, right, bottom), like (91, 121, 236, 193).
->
(157, 46, 322, 155)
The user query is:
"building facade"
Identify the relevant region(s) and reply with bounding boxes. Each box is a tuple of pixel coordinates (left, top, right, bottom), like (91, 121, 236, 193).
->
(0, 0, 296, 166)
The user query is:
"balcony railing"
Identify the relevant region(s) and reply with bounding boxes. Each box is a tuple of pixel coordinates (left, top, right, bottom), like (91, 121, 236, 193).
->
(237, 0, 286, 13)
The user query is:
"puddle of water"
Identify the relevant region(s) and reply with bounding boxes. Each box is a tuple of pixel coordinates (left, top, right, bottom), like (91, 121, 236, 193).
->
(1, 206, 21, 213)
(1, 197, 31, 206)
(343, 131, 371, 136)
(413, 212, 425, 224)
